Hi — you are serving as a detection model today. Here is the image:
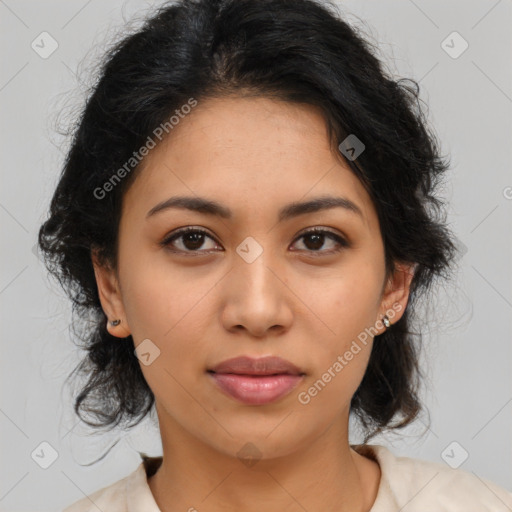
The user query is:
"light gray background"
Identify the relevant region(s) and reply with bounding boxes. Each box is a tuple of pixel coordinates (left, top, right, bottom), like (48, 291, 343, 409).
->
(1, 0, 511, 510)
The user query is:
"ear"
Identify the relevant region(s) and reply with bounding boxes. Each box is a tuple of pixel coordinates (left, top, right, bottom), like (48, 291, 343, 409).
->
(91, 248, 131, 338)
(375, 262, 416, 334)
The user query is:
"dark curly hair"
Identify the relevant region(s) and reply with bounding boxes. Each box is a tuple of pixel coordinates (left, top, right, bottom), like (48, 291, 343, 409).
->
(38, 0, 458, 447)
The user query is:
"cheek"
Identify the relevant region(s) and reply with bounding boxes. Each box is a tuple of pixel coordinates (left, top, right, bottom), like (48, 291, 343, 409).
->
(119, 262, 215, 401)
(300, 264, 382, 339)
(292, 262, 381, 386)
(119, 252, 219, 364)
(296, 279, 377, 409)
(119, 247, 191, 335)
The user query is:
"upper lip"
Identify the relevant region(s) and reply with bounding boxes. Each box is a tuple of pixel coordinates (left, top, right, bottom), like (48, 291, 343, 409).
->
(209, 356, 304, 376)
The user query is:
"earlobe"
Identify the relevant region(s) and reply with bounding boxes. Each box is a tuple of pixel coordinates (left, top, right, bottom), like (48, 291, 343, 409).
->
(91, 248, 131, 338)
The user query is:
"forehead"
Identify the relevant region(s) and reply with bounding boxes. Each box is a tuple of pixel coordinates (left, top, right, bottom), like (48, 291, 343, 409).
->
(123, 96, 376, 229)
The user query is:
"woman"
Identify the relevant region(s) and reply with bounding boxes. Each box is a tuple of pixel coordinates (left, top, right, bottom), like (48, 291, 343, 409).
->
(38, 0, 512, 510)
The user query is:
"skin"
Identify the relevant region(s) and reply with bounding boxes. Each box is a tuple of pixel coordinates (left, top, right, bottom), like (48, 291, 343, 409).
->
(92, 96, 415, 512)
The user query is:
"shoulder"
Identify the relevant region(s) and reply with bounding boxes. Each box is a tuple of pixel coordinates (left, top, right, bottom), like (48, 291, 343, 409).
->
(355, 444, 512, 511)
(62, 454, 162, 512)
(62, 474, 130, 512)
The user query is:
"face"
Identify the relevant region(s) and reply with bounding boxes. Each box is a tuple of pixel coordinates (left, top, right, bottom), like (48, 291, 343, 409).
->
(93, 96, 413, 460)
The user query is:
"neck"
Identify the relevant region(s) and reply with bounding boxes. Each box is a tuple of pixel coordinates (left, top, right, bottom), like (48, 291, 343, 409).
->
(147, 411, 380, 512)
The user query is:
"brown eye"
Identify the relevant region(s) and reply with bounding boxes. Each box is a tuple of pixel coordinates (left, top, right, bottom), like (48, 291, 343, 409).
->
(291, 228, 349, 255)
(161, 228, 221, 253)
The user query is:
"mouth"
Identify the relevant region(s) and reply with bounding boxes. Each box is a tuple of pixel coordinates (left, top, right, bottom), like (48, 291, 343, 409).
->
(207, 356, 306, 405)
(209, 355, 305, 376)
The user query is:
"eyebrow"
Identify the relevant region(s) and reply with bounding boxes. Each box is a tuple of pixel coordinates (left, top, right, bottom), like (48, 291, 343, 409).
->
(146, 194, 364, 222)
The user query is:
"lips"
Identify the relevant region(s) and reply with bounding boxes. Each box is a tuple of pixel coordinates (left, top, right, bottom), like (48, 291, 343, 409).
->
(209, 355, 304, 376)
(208, 356, 305, 405)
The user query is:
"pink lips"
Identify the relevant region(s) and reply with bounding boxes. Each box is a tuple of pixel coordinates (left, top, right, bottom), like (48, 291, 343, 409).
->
(208, 356, 305, 405)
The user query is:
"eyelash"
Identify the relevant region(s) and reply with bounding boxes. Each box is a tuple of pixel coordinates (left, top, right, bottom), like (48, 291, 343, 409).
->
(160, 226, 350, 256)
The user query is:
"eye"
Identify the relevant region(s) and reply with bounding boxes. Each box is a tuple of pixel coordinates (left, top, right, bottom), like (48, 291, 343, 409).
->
(161, 226, 349, 256)
(161, 227, 221, 254)
(291, 227, 350, 255)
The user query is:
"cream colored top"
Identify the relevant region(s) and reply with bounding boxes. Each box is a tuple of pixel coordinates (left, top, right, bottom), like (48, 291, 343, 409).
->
(62, 444, 512, 511)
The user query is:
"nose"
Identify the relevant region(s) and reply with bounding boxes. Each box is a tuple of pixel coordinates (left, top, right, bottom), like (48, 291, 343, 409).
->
(220, 248, 293, 339)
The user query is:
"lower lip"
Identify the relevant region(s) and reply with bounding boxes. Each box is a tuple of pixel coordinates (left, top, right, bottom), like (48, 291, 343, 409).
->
(208, 373, 303, 405)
